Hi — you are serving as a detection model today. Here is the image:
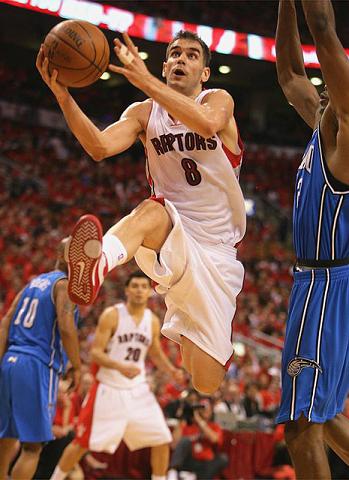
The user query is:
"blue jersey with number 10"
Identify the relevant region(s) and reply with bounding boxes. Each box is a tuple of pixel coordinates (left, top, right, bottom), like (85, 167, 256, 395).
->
(8, 270, 78, 374)
(293, 127, 349, 261)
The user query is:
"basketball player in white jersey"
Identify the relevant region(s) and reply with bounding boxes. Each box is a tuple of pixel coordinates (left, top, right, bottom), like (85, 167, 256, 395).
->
(36, 30, 246, 395)
(51, 271, 181, 480)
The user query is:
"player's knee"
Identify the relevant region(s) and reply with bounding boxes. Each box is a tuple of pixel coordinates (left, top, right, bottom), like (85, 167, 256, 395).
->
(152, 442, 170, 453)
(285, 417, 323, 454)
(66, 441, 87, 459)
(132, 199, 170, 232)
(192, 375, 221, 395)
(21, 442, 43, 454)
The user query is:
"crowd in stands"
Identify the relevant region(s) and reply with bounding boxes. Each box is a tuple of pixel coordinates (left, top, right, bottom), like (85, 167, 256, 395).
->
(111, 0, 349, 43)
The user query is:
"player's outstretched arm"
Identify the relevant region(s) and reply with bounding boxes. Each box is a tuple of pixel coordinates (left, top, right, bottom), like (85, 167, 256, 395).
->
(91, 307, 141, 378)
(109, 33, 233, 139)
(147, 314, 182, 381)
(0, 290, 23, 361)
(36, 46, 144, 161)
(276, 0, 319, 128)
(301, 0, 349, 118)
(55, 279, 81, 387)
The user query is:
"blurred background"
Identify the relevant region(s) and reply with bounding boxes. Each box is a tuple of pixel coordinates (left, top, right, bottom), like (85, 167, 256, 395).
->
(1, 1, 349, 479)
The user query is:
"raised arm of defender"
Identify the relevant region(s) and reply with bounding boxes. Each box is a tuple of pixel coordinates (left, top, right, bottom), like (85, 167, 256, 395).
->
(301, 0, 349, 118)
(276, 0, 319, 128)
(301, 0, 349, 182)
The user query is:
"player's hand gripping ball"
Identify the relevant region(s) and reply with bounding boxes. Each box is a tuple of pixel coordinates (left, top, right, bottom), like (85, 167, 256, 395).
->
(43, 20, 110, 88)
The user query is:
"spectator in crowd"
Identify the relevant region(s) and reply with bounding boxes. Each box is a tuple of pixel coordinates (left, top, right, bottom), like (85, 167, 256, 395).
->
(168, 399, 228, 480)
(243, 382, 262, 418)
(213, 382, 247, 422)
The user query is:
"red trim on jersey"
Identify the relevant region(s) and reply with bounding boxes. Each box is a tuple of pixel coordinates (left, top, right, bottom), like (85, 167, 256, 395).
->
(144, 147, 155, 194)
(222, 131, 244, 170)
(149, 195, 165, 206)
(73, 380, 99, 449)
(89, 362, 99, 377)
(224, 315, 236, 371)
(224, 350, 235, 371)
(148, 195, 165, 291)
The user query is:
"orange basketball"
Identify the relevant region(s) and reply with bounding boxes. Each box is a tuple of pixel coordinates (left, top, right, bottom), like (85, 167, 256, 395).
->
(43, 20, 110, 88)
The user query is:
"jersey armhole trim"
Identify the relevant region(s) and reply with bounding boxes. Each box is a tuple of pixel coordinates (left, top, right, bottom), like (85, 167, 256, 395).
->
(317, 128, 349, 194)
(51, 274, 67, 305)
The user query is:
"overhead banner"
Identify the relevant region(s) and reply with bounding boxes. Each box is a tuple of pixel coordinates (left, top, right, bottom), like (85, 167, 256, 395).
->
(2, 0, 346, 68)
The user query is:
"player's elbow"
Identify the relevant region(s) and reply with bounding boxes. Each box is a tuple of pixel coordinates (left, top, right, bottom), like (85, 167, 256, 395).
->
(306, 12, 335, 41)
(90, 347, 103, 363)
(306, 13, 331, 35)
(89, 147, 106, 162)
(90, 348, 99, 362)
(58, 323, 75, 338)
(277, 69, 293, 89)
(199, 121, 217, 139)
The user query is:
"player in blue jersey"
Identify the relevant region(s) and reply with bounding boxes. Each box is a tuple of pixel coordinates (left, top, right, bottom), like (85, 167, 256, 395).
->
(276, 0, 349, 478)
(0, 239, 81, 480)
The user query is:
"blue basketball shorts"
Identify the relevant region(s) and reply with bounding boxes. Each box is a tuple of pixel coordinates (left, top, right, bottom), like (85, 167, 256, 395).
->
(277, 265, 349, 424)
(0, 352, 59, 442)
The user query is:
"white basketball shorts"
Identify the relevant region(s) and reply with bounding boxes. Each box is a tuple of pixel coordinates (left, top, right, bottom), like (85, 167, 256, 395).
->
(135, 199, 244, 366)
(74, 381, 172, 453)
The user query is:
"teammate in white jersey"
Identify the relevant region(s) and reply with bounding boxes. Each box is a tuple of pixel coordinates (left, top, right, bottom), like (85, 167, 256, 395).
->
(37, 30, 246, 395)
(51, 271, 181, 480)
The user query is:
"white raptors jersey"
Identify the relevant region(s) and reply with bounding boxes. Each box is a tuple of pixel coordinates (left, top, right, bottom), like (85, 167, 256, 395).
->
(96, 303, 153, 389)
(145, 89, 246, 246)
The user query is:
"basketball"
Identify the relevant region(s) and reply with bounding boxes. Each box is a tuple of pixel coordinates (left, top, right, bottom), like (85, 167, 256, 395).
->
(43, 20, 110, 88)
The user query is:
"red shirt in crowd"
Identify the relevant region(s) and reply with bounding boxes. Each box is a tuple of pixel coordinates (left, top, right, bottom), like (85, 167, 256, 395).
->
(182, 422, 223, 461)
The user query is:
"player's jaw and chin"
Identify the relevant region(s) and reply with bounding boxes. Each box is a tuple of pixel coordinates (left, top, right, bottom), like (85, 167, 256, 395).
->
(165, 69, 208, 96)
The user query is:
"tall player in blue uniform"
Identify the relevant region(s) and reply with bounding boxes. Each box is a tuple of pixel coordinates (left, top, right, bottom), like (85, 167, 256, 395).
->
(0, 239, 81, 480)
(276, 0, 349, 478)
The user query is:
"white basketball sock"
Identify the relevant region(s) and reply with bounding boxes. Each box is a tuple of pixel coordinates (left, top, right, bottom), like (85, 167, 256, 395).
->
(50, 466, 67, 480)
(102, 233, 127, 272)
(151, 475, 166, 480)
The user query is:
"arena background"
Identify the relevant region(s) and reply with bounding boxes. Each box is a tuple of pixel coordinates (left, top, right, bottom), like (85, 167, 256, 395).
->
(1, 1, 349, 479)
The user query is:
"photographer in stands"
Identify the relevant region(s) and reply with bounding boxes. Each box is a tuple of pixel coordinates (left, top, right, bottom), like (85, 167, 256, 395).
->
(168, 398, 228, 479)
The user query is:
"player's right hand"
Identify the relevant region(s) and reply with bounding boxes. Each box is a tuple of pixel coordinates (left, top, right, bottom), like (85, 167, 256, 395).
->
(36, 45, 69, 102)
(119, 363, 141, 378)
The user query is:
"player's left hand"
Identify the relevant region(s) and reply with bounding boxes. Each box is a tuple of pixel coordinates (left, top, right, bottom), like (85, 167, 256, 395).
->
(108, 33, 153, 91)
(69, 367, 81, 391)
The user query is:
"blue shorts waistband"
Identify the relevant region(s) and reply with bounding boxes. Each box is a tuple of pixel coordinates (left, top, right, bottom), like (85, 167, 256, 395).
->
(293, 264, 349, 283)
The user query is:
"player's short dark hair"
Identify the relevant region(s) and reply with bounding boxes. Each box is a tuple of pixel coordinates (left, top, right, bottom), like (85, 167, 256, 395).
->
(166, 30, 211, 67)
(125, 270, 151, 287)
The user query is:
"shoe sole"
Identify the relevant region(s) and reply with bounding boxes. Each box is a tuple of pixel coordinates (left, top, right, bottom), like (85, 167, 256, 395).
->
(65, 214, 102, 305)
